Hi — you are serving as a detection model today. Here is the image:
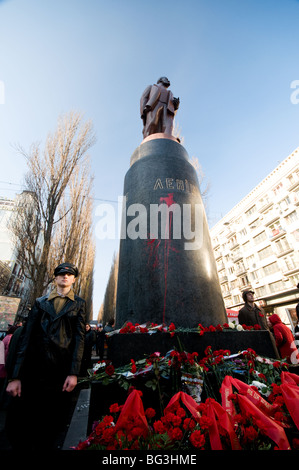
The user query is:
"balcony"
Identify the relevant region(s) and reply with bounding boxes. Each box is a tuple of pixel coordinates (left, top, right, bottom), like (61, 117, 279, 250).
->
(232, 251, 243, 263)
(235, 265, 247, 276)
(258, 200, 273, 213)
(276, 247, 293, 258)
(282, 265, 299, 276)
(264, 212, 280, 226)
(268, 227, 286, 241)
(223, 290, 231, 298)
(229, 240, 239, 250)
(219, 274, 228, 284)
(288, 180, 299, 191)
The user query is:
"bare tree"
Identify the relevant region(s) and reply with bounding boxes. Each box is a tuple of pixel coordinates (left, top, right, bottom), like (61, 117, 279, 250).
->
(9, 111, 96, 301)
(47, 157, 96, 320)
(102, 252, 118, 326)
(0, 260, 11, 294)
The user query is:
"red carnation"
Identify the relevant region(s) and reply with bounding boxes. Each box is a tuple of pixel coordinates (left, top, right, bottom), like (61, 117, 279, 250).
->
(105, 364, 115, 376)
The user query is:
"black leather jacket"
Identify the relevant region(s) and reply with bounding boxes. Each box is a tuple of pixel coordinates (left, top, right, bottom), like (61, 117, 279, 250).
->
(10, 294, 86, 382)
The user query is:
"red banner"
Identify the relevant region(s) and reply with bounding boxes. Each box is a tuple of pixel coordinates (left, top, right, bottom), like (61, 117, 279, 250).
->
(237, 394, 290, 450)
(280, 374, 299, 431)
(220, 375, 278, 416)
(206, 398, 242, 450)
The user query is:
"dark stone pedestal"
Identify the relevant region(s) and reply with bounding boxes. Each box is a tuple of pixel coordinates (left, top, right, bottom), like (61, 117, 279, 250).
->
(107, 330, 279, 368)
(116, 136, 227, 329)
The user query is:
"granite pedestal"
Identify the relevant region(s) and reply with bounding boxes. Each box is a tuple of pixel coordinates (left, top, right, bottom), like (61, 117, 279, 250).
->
(116, 136, 227, 329)
(106, 329, 279, 367)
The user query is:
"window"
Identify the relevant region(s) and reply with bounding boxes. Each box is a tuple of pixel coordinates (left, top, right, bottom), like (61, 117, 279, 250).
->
(279, 196, 291, 211)
(293, 187, 299, 202)
(263, 262, 280, 276)
(239, 275, 250, 287)
(221, 283, 229, 293)
(228, 235, 238, 249)
(273, 182, 283, 196)
(268, 221, 284, 237)
(249, 218, 262, 230)
(246, 254, 255, 264)
(242, 241, 250, 252)
(275, 236, 291, 254)
(255, 286, 267, 297)
(268, 281, 284, 293)
(285, 210, 298, 225)
(250, 269, 262, 281)
(289, 274, 299, 285)
(239, 228, 247, 238)
(282, 254, 297, 271)
(253, 231, 267, 245)
(258, 245, 273, 260)
(245, 205, 256, 217)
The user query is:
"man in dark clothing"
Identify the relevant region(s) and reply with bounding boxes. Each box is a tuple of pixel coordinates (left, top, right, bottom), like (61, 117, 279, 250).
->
(96, 323, 105, 360)
(5, 262, 86, 450)
(80, 323, 96, 376)
(238, 290, 268, 330)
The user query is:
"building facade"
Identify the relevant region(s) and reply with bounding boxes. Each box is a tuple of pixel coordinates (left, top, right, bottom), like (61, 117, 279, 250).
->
(0, 195, 36, 324)
(210, 147, 299, 331)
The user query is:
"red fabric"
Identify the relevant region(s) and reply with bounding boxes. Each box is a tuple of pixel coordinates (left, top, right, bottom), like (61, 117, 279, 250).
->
(206, 399, 223, 450)
(165, 391, 201, 422)
(269, 315, 299, 363)
(165, 391, 241, 450)
(206, 399, 242, 450)
(237, 394, 291, 450)
(280, 372, 299, 430)
(220, 375, 278, 416)
(115, 390, 149, 436)
(281, 371, 299, 385)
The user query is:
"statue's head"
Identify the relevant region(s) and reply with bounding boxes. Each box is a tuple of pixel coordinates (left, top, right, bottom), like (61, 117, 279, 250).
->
(157, 77, 170, 88)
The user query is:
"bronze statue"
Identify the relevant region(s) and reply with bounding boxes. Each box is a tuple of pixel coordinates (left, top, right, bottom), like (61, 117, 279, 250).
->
(140, 77, 180, 139)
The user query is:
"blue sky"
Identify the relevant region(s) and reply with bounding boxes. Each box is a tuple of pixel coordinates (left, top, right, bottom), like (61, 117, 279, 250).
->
(1, 0, 299, 319)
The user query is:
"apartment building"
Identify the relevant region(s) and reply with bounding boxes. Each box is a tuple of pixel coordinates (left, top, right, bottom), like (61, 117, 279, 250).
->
(210, 147, 299, 330)
(0, 194, 39, 322)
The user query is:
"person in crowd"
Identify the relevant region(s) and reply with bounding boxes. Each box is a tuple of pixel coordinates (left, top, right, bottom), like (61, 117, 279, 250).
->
(0, 325, 20, 404)
(80, 323, 96, 376)
(238, 290, 268, 329)
(96, 323, 105, 360)
(103, 318, 115, 361)
(268, 314, 299, 364)
(104, 318, 115, 333)
(5, 262, 86, 450)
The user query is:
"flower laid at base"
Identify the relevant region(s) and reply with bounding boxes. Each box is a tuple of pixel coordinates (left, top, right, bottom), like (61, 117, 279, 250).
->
(105, 320, 262, 337)
(76, 329, 299, 450)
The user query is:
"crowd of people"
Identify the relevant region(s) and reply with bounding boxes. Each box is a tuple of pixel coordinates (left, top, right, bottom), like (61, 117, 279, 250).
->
(0, 261, 299, 451)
